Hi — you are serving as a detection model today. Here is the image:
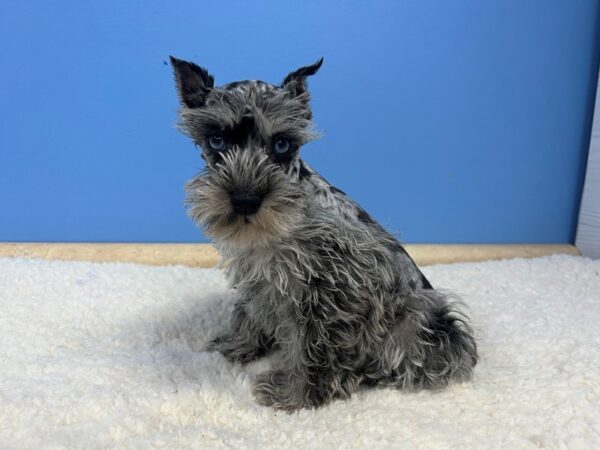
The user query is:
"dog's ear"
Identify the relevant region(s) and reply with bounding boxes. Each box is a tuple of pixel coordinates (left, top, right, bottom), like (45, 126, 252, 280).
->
(170, 56, 214, 108)
(281, 58, 323, 99)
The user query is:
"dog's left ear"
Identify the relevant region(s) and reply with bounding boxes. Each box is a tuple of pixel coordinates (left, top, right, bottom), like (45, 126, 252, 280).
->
(282, 58, 323, 99)
(170, 56, 214, 108)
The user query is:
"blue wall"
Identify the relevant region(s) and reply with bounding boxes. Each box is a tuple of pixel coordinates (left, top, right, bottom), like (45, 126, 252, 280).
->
(1, 1, 599, 243)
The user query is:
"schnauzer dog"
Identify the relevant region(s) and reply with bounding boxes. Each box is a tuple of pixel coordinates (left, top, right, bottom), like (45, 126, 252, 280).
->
(170, 56, 478, 411)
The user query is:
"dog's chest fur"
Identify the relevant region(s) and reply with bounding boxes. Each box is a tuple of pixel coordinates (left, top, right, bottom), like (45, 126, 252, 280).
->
(218, 161, 427, 337)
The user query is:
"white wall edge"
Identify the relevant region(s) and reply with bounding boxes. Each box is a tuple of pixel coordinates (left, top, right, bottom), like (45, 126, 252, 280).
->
(576, 68, 600, 259)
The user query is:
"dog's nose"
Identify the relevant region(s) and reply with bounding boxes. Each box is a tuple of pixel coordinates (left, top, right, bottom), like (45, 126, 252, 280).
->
(230, 191, 263, 216)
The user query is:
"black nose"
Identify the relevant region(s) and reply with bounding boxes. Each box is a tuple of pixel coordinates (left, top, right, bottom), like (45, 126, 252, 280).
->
(230, 191, 263, 216)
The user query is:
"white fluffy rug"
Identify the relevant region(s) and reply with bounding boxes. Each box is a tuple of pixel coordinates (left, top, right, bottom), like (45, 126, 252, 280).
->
(1, 255, 599, 449)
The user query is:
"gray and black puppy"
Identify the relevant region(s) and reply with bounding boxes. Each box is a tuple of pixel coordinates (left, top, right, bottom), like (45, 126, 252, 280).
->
(170, 56, 477, 411)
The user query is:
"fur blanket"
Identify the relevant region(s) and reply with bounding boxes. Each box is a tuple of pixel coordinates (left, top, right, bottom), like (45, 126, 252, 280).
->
(1, 255, 599, 448)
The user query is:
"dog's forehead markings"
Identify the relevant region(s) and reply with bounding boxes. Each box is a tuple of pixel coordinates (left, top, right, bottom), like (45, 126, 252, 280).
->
(198, 83, 312, 146)
(213, 82, 283, 122)
(222, 80, 276, 94)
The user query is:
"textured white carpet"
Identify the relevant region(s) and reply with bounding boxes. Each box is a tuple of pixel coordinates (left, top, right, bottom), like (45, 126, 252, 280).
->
(1, 255, 599, 449)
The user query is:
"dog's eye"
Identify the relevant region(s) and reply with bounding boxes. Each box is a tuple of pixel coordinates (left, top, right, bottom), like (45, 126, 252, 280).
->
(208, 135, 225, 151)
(273, 138, 290, 155)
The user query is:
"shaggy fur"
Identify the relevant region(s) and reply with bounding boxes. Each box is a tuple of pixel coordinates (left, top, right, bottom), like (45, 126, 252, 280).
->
(170, 56, 478, 411)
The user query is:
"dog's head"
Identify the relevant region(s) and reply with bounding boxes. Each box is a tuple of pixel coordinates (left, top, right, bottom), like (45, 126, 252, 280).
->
(170, 56, 322, 248)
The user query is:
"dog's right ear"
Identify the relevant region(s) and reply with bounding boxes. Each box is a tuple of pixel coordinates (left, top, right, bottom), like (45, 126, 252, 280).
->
(170, 56, 214, 108)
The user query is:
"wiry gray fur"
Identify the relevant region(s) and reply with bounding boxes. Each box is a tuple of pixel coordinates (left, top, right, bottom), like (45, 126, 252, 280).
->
(170, 56, 478, 411)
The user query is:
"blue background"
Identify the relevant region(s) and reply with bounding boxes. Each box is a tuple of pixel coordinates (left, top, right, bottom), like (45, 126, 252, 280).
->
(1, 1, 599, 243)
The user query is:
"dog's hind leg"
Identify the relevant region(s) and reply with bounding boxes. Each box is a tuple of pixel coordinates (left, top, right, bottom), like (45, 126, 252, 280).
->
(381, 290, 478, 390)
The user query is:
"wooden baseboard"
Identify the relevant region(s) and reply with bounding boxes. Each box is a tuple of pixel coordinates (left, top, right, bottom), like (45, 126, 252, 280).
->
(0, 243, 580, 268)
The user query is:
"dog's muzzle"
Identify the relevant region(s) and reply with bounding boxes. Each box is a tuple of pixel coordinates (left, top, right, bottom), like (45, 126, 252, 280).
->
(230, 191, 264, 216)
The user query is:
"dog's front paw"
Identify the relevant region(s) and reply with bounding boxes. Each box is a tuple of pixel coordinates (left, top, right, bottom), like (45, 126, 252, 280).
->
(206, 334, 260, 364)
(253, 369, 317, 412)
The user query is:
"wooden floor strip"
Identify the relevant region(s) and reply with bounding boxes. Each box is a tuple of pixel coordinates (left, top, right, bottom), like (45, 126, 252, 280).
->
(0, 243, 580, 267)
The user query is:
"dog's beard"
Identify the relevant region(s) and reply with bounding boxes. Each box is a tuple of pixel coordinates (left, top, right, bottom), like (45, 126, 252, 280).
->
(185, 149, 303, 249)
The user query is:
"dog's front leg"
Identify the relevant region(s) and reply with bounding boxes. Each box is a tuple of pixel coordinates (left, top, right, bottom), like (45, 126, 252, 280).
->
(253, 315, 362, 411)
(207, 297, 274, 364)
